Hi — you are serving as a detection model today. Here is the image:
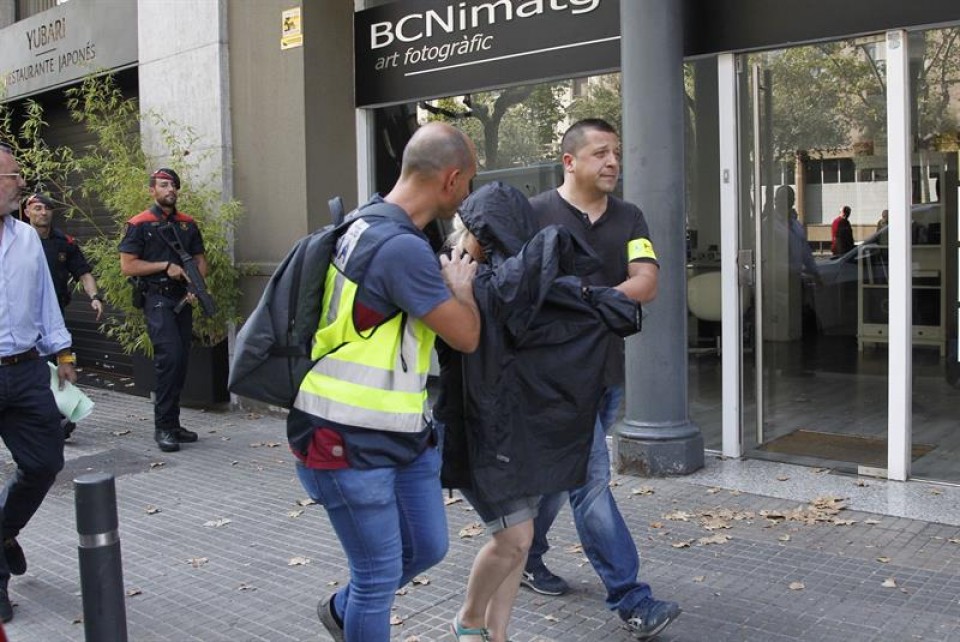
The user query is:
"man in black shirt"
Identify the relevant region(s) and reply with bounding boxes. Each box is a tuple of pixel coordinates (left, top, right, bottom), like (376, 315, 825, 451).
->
(25, 194, 104, 320)
(524, 119, 679, 640)
(119, 169, 206, 453)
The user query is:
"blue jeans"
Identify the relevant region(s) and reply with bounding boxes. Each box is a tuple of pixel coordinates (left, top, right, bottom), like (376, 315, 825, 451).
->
(529, 385, 652, 620)
(296, 445, 448, 642)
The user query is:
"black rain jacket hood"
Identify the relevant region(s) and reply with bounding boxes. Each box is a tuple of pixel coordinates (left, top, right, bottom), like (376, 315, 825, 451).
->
(437, 181, 643, 504)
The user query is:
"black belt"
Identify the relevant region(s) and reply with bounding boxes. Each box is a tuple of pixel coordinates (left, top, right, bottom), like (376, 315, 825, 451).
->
(0, 348, 39, 367)
(146, 281, 187, 298)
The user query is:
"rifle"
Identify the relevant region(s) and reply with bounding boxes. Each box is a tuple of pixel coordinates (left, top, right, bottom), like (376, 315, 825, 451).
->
(156, 223, 217, 317)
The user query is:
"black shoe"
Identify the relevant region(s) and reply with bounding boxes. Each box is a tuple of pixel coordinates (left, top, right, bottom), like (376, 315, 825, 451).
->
(154, 430, 180, 452)
(63, 421, 77, 440)
(520, 563, 570, 596)
(625, 598, 681, 640)
(0, 588, 11, 623)
(3, 539, 26, 576)
(174, 427, 198, 443)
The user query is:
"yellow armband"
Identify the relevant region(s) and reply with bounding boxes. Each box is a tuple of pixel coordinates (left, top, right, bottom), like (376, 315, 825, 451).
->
(627, 238, 657, 261)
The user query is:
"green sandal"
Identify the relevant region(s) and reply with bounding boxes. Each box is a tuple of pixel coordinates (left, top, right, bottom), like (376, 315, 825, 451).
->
(450, 615, 490, 641)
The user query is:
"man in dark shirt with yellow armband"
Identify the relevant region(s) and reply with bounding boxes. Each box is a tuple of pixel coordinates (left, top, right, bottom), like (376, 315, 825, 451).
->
(524, 119, 680, 640)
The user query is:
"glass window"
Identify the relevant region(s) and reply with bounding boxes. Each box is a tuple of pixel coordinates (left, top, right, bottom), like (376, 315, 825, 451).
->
(838, 158, 855, 183)
(909, 25, 960, 483)
(821, 158, 839, 183)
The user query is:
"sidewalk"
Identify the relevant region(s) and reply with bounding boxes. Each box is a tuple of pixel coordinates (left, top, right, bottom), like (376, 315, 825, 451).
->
(3, 385, 960, 641)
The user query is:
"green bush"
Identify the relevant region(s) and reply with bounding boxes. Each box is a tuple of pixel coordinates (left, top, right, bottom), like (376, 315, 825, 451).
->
(0, 74, 243, 355)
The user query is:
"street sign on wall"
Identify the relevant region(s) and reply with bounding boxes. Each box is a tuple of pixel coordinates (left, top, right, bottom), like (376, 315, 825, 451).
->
(354, 0, 620, 108)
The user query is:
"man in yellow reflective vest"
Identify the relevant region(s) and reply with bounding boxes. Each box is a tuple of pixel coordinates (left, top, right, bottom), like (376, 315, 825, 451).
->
(289, 122, 481, 642)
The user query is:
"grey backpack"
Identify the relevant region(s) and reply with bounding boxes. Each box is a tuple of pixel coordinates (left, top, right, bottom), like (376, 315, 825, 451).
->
(228, 197, 349, 408)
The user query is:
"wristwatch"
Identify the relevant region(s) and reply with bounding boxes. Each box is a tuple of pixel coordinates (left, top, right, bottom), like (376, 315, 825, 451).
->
(57, 351, 77, 365)
(91, 293, 104, 302)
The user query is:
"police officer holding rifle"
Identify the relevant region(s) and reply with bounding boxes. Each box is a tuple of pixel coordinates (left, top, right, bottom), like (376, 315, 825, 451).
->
(119, 168, 210, 453)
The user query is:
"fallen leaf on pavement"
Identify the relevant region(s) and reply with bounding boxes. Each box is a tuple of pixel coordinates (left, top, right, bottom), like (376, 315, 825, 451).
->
(698, 534, 731, 546)
(650, 522, 664, 529)
(203, 518, 232, 528)
(390, 615, 404, 625)
(664, 510, 692, 522)
(778, 534, 791, 542)
(459, 523, 485, 538)
(403, 636, 421, 642)
(297, 498, 317, 507)
(544, 615, 559, 622)
(877, 556, 891, 563)
(789, 581, 805, 590)
(706, 487, 722, 494)
(149, 462, 165, 469)
(237, 583, 256, 591)
(287, 510, 304, 518)
(288, 556, 311, 566)
(145, 505, 161, 515)
(112, 430, 131, 437)
(881, 577, 897, 588)
(776, 475, 790, 481)
(693, 576, 705, 583)
(187, 557, 209, 568)
(395, 587, 408, 596)
(700, 517, 732, 531)
(412, 576, 430, 586)
(631, 486, 654, 496)
(565, 544, 583, 554)
(444, 496, 462, 506)
(671, 540, 693, 548)
(126, 588, 142, 597)
(864, 519, 881, 525)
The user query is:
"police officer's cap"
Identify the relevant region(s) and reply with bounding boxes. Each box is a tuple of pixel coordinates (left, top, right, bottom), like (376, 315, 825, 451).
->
(150, 168, 181, 190)
(25, 193, 54, 209)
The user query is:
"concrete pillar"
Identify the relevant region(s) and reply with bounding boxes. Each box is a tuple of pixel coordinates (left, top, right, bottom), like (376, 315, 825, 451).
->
(137, 0, 232, 197)
(614, 0, 703, 476)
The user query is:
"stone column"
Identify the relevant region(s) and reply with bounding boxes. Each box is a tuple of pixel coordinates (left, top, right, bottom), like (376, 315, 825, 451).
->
(615, 0, 704, 475)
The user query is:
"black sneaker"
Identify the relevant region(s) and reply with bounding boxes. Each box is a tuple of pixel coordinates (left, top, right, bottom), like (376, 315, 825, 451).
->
(625, 598, 681, 640)
(63, 421, 77, 440)
(317, 593, 344, 642)
(3, 539, 26, 576)
(520, 563, 570, 596)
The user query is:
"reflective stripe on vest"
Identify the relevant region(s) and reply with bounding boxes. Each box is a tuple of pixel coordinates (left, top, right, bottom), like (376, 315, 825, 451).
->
(294, 263, 436, 433)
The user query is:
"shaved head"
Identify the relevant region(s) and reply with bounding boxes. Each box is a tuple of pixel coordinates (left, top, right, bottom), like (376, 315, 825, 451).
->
(401, 122, 475, 179)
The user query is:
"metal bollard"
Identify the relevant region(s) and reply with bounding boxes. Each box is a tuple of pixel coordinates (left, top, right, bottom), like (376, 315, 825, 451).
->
(74, 473, 128, 642)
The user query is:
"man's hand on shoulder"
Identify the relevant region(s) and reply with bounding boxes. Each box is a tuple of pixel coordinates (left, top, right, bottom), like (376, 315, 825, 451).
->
(423, 252, 481, 353)
(440, 251, 477, 299)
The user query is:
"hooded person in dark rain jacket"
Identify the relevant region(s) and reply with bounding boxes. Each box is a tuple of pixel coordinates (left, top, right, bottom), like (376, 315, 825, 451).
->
(435, 182, 642, 642)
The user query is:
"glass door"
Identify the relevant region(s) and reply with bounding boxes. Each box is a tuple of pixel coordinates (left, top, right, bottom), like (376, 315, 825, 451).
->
(738, 39, 891, 472)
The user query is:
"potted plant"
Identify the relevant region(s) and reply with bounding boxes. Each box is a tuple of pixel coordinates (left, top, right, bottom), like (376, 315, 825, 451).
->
(0, 74, 244, 405)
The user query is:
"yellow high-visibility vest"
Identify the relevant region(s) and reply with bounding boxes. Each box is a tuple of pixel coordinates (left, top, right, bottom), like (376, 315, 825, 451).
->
(293, 229, 436, 433)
